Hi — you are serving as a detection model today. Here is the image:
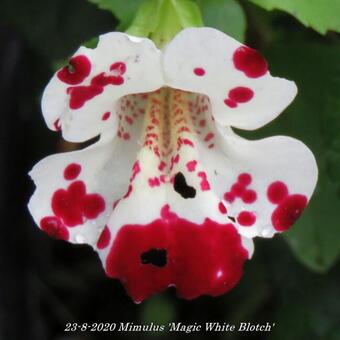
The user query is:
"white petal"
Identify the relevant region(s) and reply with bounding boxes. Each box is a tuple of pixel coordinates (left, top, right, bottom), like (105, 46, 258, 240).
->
(163, 27, 297, 130)
(200, 125, 318, 238)
(28, 132, 140, 245)
(42, 32, 164, 142)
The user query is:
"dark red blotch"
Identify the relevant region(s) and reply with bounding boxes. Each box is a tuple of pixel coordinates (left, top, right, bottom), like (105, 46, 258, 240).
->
(105, 205, 248, 302)
(57, 55, 91, 85)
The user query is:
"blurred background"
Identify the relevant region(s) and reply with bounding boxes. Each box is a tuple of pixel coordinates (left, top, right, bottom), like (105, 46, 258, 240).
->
(0, 0, 340, 339)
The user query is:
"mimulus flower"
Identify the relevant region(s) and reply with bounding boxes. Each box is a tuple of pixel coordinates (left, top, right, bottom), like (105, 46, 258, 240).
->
(28, 27, 318, 302)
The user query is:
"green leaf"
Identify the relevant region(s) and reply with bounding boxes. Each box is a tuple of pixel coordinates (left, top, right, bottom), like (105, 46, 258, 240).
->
(248, 0, 340, 34)
(196, 0, 246, 42)
(127, 0, 203, 47)
(87, 0, 144, 30)
(241, 42, 340, 272)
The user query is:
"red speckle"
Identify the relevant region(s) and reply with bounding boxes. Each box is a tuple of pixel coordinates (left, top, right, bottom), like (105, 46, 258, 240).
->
(53, 119, 61, 131)
(102, 111, 111, 121)
(97, 226, 111, 249)
(199, 119, 206, 127)
(64, 163, 81, 180)
(57, 55, 91, 85)
(204, 132, 214, 142)
(51, 180, 105, 227)
(123, 185, 133, 199)
(186, 160, 197, 172)
(218, 202, 227, 214)
(271, 194, 307, 231)
(237, 211, 256, 227)
(242, 190, 257, 204)
(267, 181, 289, 204)
(238, 173, 252, 186)
(224, 98, 237, 108)
(40, 216, 69, 241)
(193, 67, 206, 76)
(229, 87, 254, 103)
(105, 206, 248, 302)
(123, 132, 130, 140)
(233, 46, 268, 78)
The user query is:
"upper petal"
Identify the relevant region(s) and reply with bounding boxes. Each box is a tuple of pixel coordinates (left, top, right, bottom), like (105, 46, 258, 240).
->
(163, 27, 297, 130)
(42, 32, 164, 142)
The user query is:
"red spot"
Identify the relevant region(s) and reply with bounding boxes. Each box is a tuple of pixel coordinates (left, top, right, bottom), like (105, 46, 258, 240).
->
(233, 46, 268, 78)
(102, 111, 111, 121)
(271, 194, 307, 231)
(231, 183, 245, 196)
(182, 139, 194, 147)
(229, 87, 254, 103)
(97, 226, 111, 249)
(82, 194, 106, 219)
(237, 211, 256, 227)
(40, 216, 69, 241)
(64, 163, 81, 180)
(67, 85, 103, 110)
(238, 173, 252, 186)
(199, 119, 206, 127)
(224, 98, 237, 108)
(123, 132, 130, 140)
(224, 192, 235, 203)
(123, 185, 133, 199)
(57, 55, 91, 85)
(193, 67, 206, 76)
(242, 190, 257, 204)
(204, 132, 214, 142)
(158, 161, 166, 171)
(110, 61, 126, 75)
(218, 202, 227, 214)
(267, 181, 289, 204)
(51, 181, 105, 227)
(186, 160, 197, 172)
(148, 177, 161, 188)
(53, 119, 61, 131)
(105, 207, 248, 302)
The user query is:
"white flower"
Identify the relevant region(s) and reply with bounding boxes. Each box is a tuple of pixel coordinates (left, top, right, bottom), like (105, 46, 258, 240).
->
(28, 27, 317, 302)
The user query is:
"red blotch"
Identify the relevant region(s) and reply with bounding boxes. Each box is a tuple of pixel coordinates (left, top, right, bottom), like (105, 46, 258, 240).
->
(82, 194, 106, 219)
(229, 87, 254, 103)
(238, 173, 252, 186)
(224, 98, 237, 108)
(57, 55, 91, 85)
(233, 46, 268, 78)
(51, 180, 105, 227)
(67, 85, 103, 110)
(218, 202, 227, 214)
(148, 177, 161, 188)
(64, 163, 81, 180)
(102, 111, 111, 121)
(105, 206, 248, 302)
(242, 190, 257, 204)
(231, 183, 245, 196)
(267, 181, 289, 204)
(97, 226, 111, 249)
(40, 216, 69, 241)
(271, 194, 307, 231)
(204, 132, 214, 142)
(193, 67, 206, 76)
(237, 211, 256, 227)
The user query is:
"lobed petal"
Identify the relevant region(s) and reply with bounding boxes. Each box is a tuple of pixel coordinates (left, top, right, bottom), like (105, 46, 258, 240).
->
(42, 33, 163, 142)
(163, 27, 297, 130)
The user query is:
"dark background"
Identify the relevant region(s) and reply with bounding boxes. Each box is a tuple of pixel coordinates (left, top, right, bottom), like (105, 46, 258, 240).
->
(1, 1, 340, 339)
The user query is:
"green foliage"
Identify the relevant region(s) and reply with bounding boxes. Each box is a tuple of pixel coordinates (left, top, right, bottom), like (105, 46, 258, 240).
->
(87, 0, 144, 30)
(141, 295, 175, 326)
(242, 42, 340, 273)
(248, 0, 340, 34)
(126, 0, 203, 47)
(196, 0, 246, 42)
